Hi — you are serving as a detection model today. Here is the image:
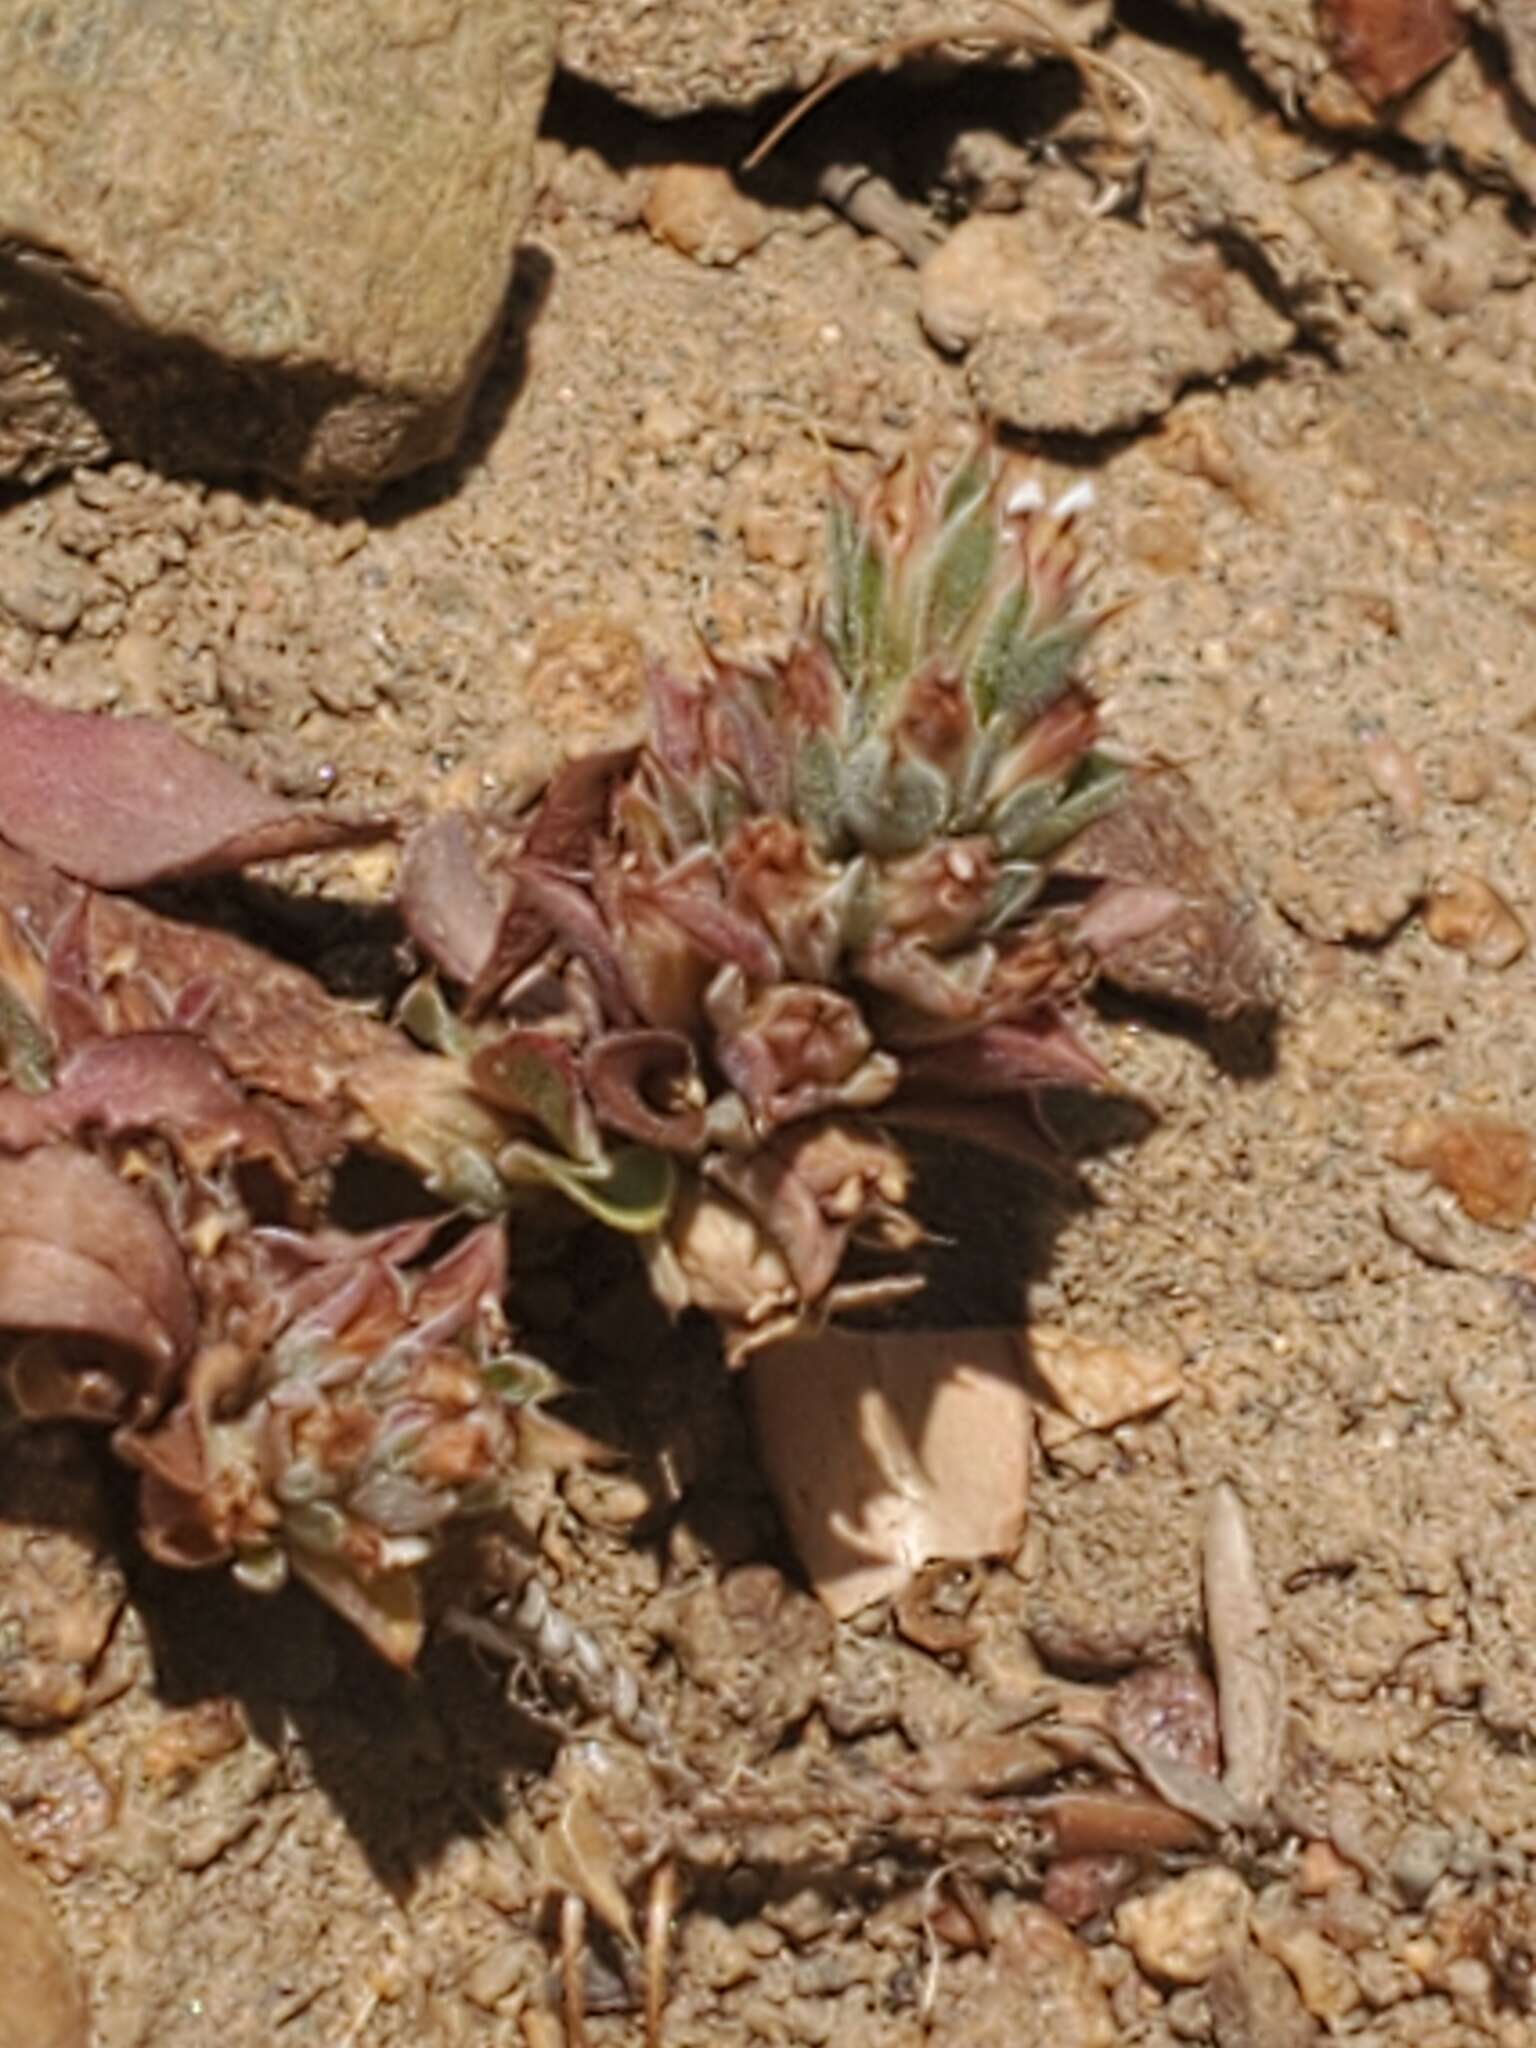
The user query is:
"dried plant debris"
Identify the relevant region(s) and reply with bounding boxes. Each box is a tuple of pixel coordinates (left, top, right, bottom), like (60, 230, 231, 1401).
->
(0, 442, 1258, 1656)
(1027, 1324, 1184, 1439)
(750, 1327, 1033, 1617)
(1202, 1483, 1283, 1822)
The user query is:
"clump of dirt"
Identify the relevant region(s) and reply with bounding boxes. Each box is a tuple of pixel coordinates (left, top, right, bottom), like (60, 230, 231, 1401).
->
(5, 6, 1536, 2046)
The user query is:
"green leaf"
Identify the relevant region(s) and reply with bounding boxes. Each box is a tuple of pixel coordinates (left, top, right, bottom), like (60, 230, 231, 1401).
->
(1014, 751, 1127, 858)
(841, 739, 949, 857)
(792, 732, 844, 850)
(0, 983, 53, 1093)
(497, 1141, 676, 1234)
(922, 501, 997, 653)
(963, 585, 1029, 722)
(989, 779, 1064, 859)
(482, 1350, 565, 1406)
(423, 1144, 514, 1216)
(824, 496, 860, 671)
(469, 1032, 599, 1163)
(397, 977, 474, 1059)
(981, 861, 1045, 933)
(825, 502, 887, 708)
(938, 452, 991, 524)
(991, 623, 1090, 726)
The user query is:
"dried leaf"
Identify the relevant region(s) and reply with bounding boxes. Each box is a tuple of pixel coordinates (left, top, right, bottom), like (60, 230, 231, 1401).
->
(1035, 1788, 1212, 1856)
(287, 1552, 425, 1670)
(1203, 1483, 1283, 1821)
(1027, 1325, 1183, 1436)
(344, 1048, 514, 1210)
(583, 1030, 708, 1154)
(750, 1327, 1033, 1617)
(0, 678, 388, 888)
(1063, 772, 1273, 1020)
(542, 1788, 637, 1947)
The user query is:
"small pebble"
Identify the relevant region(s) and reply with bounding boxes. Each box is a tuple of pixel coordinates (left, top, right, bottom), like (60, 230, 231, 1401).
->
(1117, 1868, 1252, 1984)
(1253, 1916, 1362, 2024)
(642, 164, 773, 266)
(1392, 1112, 1536, 1229)
(1389, 1822, 1453, 1904)
(1423, 870, 1527, 968)
(918, 215, 1052, 355)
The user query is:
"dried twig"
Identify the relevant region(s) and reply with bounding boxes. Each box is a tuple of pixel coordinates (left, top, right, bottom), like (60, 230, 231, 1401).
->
(742, 3, 1154, 183)
(444, 1577, 697, 1792)
(817, 163, 940, 266)
(1202, 1482, 1284, 1821)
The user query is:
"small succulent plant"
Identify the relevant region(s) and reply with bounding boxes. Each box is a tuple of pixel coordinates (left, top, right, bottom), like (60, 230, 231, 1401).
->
(385, 443, 1180, 1354)
(0, 439, 1256, 1655)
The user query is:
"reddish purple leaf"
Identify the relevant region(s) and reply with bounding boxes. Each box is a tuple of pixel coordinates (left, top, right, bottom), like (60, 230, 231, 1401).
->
(0, 680, 390, 888)
(399, 814, 508, 985)
(584, 1030, 707, 1153)
(903, 1015, 1109, 1095)
(0, 1146, 195, 1421)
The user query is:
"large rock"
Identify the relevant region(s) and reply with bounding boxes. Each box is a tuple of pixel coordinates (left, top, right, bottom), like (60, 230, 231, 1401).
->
(559, 0, 1015, 117)
(0, 0, 556, 496)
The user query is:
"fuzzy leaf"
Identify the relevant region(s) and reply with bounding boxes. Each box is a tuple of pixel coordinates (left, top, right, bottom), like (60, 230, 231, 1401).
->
(792, 733, 844, 851)
(921, 495, 997, 651)
(964, 585, 1031, 722)
(1016, 751, 1126, 858)
(991, 621, 1091, 727)
(987, 779, 1064, 860)
(841, 741, 949, 858)
(981, 862, 1046, 933)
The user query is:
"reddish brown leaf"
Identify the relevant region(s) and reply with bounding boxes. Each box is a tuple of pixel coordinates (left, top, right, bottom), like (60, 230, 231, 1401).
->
(0, 679, 389, 888)
(1036, 1789, 1212, 1857)
(0, 1034, 295, 1178)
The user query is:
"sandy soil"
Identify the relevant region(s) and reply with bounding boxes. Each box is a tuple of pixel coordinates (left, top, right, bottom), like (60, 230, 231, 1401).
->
(4, 19, 1536, 2048)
